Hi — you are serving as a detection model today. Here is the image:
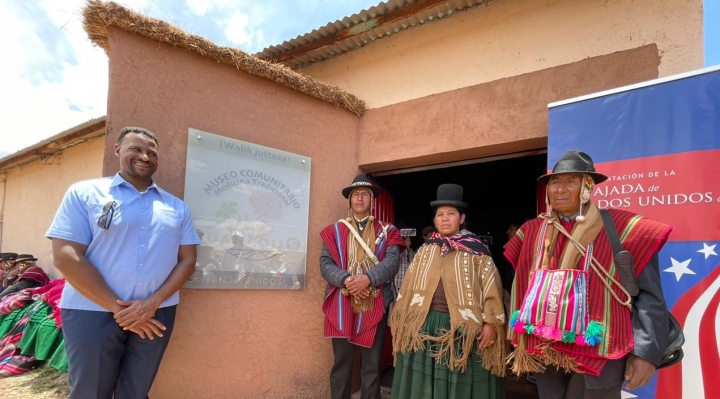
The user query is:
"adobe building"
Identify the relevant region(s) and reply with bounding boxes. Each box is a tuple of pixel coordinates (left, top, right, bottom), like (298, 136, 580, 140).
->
(0, 0, 704, 398)
(0, 118, 106, 278)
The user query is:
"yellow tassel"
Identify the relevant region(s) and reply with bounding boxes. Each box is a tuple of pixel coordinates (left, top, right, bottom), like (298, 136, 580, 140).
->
(536, 341, 581, 373)
(479, 326, 508, 377)
(390, 309, 428, 358)
(508, 335, 544, 374)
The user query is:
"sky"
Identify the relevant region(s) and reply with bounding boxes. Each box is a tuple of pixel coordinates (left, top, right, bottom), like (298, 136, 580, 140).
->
(1, 1, 718, 159)
(0, 0, 380, 158)
(706, 0, 720, 67)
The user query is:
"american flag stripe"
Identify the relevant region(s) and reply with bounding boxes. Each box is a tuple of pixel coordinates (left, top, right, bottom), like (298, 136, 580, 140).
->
(699, 288, 720, 399)
(656, 263, 720, 399)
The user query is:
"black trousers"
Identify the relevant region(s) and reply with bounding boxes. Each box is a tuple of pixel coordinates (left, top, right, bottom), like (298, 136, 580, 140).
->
(61, 306, 177, 399)
(535, 358, 627, 399)
(330, 312, 389, 399)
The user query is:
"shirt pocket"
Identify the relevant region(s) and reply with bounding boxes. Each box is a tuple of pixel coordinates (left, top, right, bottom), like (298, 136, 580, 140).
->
(89, 200, 123, 231)
(156, 208, 183, 238)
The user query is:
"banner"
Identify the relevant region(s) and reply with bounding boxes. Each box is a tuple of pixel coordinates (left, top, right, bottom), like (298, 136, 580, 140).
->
(548, 67, 720, 399)
(182, 128, 311, 290)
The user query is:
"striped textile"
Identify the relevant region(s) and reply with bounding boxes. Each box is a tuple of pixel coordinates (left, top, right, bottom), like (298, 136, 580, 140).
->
(18, 267, 49, 286)
(0, 302, 43, 377)
(320, 220, 403, 348)
(504, 208, 672, 375)
(425, 230, 492, 257)
(32, 279, 66, 329)
(0, 290, 34, 315)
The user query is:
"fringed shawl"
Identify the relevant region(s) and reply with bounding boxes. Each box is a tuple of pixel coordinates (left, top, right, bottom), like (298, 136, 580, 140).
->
(390, 238, 507, 376)
(504, 206, 672, 376)
(320, 219, 403, 348)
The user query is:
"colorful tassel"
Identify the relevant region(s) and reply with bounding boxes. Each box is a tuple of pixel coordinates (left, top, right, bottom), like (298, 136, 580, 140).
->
(533, 325, 546, 338)
(550, 328, 564, 341)
(583, 321, 604, 346)
(584, 333, 602, 346)
(575, 335, 587, 346)
(585, 321, 604, 337)
(509, 311, 520, 329)
(514, 321, 526, 334)
(524, 324, 535, 335)
(562, 331, 577, 344)
(540, 327, 557, 340)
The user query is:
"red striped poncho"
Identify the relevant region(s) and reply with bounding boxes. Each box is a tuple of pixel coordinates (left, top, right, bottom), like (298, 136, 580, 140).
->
(504, 208, 672, 375)
(320, 220, 403, 348)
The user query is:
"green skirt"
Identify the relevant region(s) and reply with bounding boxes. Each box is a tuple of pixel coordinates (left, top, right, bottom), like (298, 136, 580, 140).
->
(391, 310, 506, 399)
(0, 305, 35, 338)
(18, 303, 68, 372)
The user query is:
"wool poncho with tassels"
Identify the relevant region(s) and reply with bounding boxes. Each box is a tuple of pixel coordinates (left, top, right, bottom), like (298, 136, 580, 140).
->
(504, 206, 672, 376)
(320, 218, 404, 348)
(389, 232, 507, 377)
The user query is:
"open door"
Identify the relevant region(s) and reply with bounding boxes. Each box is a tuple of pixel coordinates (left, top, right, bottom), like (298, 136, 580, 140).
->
(370, 178, 396, 371)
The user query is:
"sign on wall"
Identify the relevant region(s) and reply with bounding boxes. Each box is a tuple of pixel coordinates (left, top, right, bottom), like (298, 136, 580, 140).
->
(182, 128, 311, 290)
(548, 67, 720, 399)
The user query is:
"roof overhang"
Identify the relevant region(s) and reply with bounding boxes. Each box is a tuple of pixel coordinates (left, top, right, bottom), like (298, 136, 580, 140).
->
(0, 117, 106, 174)
(256, 0, 492, 69)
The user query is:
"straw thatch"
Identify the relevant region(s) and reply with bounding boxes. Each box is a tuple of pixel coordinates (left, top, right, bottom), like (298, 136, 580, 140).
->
(82, 0, 366, 116)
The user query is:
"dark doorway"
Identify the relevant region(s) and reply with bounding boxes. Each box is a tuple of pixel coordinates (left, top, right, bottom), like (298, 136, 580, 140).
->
(372, 152, 545, 255)
(371, 152, 546, 399)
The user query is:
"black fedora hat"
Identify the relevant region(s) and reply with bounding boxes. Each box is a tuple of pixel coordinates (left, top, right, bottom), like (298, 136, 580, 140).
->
(342, 175, 382, 199)
(14, 254, 37, 263)
(0, 253, 18, 261)
(430, 184, 468, 208)
(538, 151, 608, 184)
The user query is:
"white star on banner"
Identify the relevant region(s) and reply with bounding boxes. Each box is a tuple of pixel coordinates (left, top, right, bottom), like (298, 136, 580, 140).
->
(621, 390, 638, 399)
(664, 258, 695, 282)
(697, 243, 718, 259)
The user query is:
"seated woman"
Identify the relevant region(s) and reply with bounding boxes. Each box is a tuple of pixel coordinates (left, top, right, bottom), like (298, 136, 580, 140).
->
(390, 184, 507, 399)
(0, 254, 49, 300)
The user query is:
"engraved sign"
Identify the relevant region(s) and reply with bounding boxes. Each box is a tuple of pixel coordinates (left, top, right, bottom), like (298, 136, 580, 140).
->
(182, 128, 311, 290)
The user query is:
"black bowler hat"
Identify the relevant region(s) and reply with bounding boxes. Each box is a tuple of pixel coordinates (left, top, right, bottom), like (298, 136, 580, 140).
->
(538, 151, 608, 184)
(342, 175, 382, 199)
(0, 253, 18, 261)
(430, 184, 468, 208)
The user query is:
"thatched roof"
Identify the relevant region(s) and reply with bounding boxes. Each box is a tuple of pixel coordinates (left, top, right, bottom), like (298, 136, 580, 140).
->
(82, 0, 366, 116)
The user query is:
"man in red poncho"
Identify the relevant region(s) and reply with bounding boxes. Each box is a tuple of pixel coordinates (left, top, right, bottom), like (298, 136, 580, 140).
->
(319, 174, 404, 399)
(505, 151, 673, 399)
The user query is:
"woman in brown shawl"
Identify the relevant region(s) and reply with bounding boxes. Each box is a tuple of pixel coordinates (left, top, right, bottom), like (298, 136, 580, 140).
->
(390, 184, 506, 399)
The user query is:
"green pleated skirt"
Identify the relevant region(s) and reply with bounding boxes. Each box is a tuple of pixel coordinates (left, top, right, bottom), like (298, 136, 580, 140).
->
(391, 310, 506, 399)
(0, 305, 35, 338)
(18, 303, 68, 372)
(0, 302, 68, 372)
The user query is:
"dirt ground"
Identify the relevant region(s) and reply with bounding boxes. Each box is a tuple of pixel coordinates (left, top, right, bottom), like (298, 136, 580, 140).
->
(0, 367, 385, 399)
(0, 367, 70, 399)
(0, 367, 531, 399)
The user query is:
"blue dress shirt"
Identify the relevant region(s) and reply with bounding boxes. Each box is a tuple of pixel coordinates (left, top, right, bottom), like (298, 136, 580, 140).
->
(46, 173, 201, 311)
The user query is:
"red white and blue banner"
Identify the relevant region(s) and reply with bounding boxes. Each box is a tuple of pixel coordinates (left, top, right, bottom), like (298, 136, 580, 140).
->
(548, 66, 720, 399)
